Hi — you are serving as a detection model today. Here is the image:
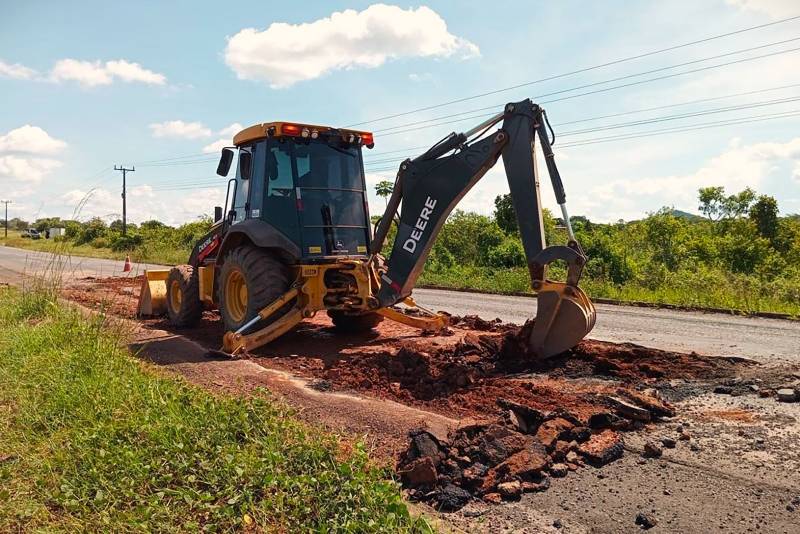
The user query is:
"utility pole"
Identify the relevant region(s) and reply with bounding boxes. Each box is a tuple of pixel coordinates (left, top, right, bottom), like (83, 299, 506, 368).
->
(1, 200, 11, 238)
(114, 165, 134, 236)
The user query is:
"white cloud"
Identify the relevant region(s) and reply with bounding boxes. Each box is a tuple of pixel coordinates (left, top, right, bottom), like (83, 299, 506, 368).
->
(203, 139, 230, 154)
(104, 60, 166, 85)
(224, 4, 479, 88)
(57, 186, 225, 226)
(0, 59, 37, 80)
(726, 0, 797, 18)
(149, 120, 212, 139)
(50, 59, 112, 86)
(201, 124, 244, 153)
(0, 125, 65, 190)
(573, 137, 800, 220)
(0, 155, 62, 184)
(50, 58, 166, 87)
(0, 125, 67, 155)
(218, 123, 244, 137)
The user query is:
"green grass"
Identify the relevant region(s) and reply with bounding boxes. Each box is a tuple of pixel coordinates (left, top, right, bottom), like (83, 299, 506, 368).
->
(419, 265, 800, 316)
(0, 286, 429, 532)
(5, 236, 798, 316)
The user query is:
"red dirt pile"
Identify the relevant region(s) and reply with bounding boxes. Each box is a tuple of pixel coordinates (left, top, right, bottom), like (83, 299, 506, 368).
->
(397, 385, 672, 510)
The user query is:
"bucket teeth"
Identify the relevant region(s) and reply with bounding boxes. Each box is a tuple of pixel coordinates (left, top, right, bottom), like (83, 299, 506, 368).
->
(528, 281, 596, 359)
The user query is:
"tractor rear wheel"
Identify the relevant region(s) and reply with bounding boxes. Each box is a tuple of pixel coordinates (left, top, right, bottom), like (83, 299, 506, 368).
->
(166, 265, 203, 327)
(328, 310, 384, 332)
(219, 245, 291, 332)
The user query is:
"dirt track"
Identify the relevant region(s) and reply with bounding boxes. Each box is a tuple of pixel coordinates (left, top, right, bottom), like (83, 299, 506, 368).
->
(53, 274, 800, 533)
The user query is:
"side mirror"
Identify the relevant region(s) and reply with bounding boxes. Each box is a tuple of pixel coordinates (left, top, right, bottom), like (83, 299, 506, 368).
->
(239, 151, 252, 180)
(214, 206, 223, 222)
(216, 148, 234, 176)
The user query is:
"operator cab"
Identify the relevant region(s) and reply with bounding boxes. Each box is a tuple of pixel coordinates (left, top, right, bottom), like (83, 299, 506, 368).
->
(216, 122, 375, 262)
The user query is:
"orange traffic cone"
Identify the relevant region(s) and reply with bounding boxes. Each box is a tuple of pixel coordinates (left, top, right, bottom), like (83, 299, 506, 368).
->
(123, 254, 132, 273)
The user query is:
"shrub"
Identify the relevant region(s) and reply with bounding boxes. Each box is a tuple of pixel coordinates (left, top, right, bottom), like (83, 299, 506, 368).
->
(111, 233, 144, 252)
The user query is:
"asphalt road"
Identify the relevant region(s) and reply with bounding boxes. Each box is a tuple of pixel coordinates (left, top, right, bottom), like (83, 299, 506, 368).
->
(0, 244, 163, 280)
(2, 244, 798, 363)
(412, 288, 800, 364)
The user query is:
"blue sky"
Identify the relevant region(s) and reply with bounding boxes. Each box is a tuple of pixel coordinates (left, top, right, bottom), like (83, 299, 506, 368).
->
(1, 0, 799, 225)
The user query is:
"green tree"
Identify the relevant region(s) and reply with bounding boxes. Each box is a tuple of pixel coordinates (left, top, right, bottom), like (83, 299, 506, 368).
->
(698, 186, 755, 221)
(374, 180, 394, 208)
(9, 217, 28, 230)
(33, 217, 62, 232)
(698, 186, 726, 220)
(724, 188, 756, 219)
(75, 217, 108, 245)
(749, 194, 779, 240)
(493, 193, 517, 234)
(140, 220, 167, 231)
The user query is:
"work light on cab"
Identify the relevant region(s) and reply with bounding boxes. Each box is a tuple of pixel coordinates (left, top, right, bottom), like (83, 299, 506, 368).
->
(281, 123, 302, 136)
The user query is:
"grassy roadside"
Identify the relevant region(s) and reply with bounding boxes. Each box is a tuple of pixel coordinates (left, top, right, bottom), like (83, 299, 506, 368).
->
(4, 237, 798, 316)
(0, 285, 429, 532)
(420, 265, 800, 317)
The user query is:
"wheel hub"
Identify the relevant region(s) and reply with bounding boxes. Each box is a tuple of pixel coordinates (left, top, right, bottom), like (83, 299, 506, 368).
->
(169, 279, 182, 313)
(225, 269, 248, 323)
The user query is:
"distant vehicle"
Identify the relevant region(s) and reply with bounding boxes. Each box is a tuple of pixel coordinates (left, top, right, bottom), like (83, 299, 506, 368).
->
(49, 227, 66, 238)
(21, 229, 40, 240)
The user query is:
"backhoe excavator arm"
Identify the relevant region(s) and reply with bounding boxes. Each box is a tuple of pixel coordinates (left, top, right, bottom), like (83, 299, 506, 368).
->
(371, 99, 596, 358)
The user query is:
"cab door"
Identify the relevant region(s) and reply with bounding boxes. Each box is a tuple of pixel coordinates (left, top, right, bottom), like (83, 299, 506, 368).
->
(262, 140, 301, 245)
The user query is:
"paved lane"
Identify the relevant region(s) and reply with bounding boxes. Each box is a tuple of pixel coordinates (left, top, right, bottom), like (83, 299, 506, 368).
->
(2, 244, 798, 363)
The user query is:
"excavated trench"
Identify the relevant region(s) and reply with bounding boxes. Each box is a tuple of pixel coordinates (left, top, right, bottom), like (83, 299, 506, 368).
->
(62, 274, 753, 511)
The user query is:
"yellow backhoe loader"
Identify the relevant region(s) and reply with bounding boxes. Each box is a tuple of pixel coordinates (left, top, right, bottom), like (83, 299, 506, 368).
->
(138, 99, 596, 357)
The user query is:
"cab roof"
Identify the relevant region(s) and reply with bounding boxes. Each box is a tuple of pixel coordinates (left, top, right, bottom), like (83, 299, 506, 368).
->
(233, 121, 374, 147)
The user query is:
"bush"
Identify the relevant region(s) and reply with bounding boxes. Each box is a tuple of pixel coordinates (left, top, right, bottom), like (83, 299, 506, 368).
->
(111, 233, 144, 252)
(487, 237, 526, 268)
(75, 217, 107, 246)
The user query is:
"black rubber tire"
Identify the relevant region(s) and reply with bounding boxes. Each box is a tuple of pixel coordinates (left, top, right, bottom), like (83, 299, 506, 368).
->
(218, 245, 291, 332)
(328, 310, 384, 333)
(166, 265, 203, 327)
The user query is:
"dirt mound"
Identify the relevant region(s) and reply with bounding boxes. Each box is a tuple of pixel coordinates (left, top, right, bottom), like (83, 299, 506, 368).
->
(63, 275, 142, 318)
(397, 385, 671, 510)
(448, 314, 516, 332)
(314, 322, 741, 419)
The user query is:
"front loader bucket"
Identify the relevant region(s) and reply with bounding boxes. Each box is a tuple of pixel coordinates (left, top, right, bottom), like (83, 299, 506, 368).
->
(529, 280, 596, 359)
(137, 269, 169, 317)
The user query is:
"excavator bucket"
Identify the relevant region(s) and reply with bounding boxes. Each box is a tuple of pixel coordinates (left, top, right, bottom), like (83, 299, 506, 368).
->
(137, 269, 169, 317)
(529, 280, 596, 359)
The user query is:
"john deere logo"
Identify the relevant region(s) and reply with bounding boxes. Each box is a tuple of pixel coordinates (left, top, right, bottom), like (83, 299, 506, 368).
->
(335, 240, 344, 249)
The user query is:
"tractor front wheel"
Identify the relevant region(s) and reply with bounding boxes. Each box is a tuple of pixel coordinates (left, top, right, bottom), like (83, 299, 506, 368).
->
(166, 265, 203, 327)
(218, 246, 291, 332)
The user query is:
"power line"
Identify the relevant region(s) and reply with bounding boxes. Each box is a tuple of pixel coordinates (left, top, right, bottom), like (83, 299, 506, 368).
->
(361, 109, 800, 173)
(363, 93, 800, 167)
(371, 37, 800, 134)
(363, 82, 800, 162)
(346, 14, 800, 127)
(374, 41, 800, 138)
(137, 157, 218, 168)
(133, 151, 210, 165)
(556, 109, 800, 148)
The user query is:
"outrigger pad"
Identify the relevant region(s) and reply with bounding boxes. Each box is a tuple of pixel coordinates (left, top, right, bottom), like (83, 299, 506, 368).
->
(528, 281, 596, 359)
(137, 269, 169, 317)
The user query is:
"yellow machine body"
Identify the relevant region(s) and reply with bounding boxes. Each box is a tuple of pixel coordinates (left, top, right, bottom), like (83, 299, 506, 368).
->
(137, 269, 169, 316)
(138, 258, 449, 356)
